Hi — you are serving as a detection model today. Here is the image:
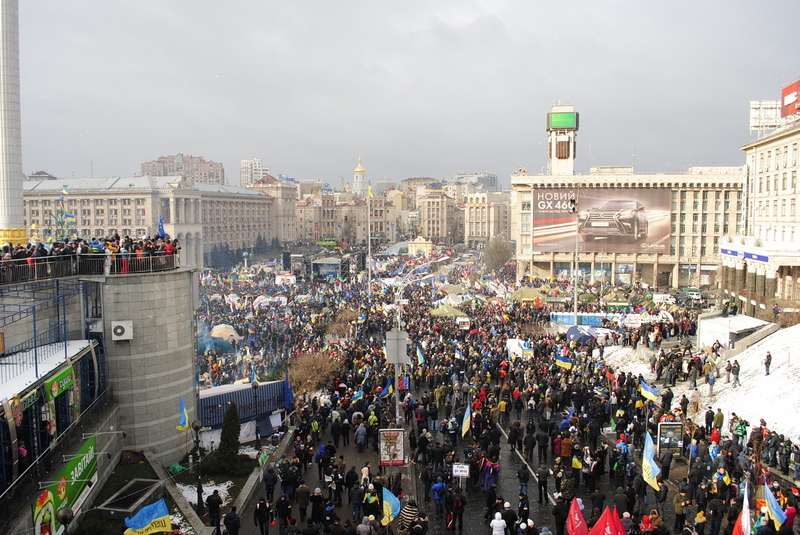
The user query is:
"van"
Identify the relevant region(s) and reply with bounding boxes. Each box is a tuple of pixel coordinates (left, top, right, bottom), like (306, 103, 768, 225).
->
(653, 293, 676, 305)
(685, 291, 703, 301)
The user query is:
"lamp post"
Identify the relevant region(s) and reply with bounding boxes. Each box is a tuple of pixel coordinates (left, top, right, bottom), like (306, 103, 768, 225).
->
(56, 507, 74, 534)
(252, 380, 261, 449)
(569, 198, 580, 326)
(191, 420, 204, 516)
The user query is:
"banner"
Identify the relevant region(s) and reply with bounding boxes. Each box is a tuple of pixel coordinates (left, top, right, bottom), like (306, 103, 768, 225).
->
(124, 498, 171, 535)
(45, 365, 75, 401)
(567, 497, 589, 535)
(379, 429, 405, 466)
(32, 436, 98, 535)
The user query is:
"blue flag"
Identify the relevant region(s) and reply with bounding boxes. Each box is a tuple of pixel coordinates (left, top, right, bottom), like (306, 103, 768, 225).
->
(124, 499, 170, 533)
(353, 387, 364, 403)
(176, 396, 189, 431)
(559, 409, 573, 431)
(284, 370, 296, 410)
(416, 346, 425, 364)
(158, 214, 166, 238)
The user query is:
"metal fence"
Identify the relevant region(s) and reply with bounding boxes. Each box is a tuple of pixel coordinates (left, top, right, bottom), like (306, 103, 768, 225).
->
(0, 253, 179, 285)
(0, 322, 68, 385)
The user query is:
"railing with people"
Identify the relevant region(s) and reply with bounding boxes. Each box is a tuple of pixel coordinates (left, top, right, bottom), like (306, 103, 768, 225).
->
(0, 252, 180, 286)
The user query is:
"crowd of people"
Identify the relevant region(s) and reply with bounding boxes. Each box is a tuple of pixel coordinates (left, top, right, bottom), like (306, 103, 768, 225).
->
(194, 252, 799, 535)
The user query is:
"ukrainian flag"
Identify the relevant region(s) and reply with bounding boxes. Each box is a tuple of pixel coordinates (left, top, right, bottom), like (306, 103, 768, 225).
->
(639, 380, 659, 402)
(555, 354, 572, 369)
(455, 348, 464, 360)
(124, 499, 170, 535)
(176, 397, 189, 431)
(461, 404, 472, 438)
(353, 387, 364, 403)
(381, 487, 401, 526)
(765, 483, 787, 526)
(416, 346, 425, 364)
(368, 181, 375, 198)
(380, 380, 393, 399)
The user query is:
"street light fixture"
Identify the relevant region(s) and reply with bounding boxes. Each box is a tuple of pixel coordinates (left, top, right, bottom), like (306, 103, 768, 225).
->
(252, 380, 261, 449)
(191, 419, 204, 516)
(569, 198, 580, 326)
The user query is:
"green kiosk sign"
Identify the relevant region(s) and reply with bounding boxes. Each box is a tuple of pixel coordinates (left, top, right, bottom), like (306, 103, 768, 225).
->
(45, 365, 75, 401)
(32, 435, 98, 535)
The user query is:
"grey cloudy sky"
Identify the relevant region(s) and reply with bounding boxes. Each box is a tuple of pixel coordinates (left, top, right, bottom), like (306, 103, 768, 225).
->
(18, 1, 797, 188)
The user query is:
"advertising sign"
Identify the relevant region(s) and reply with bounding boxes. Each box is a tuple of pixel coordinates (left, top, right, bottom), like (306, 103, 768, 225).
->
(378, 428, 405, 466)
(32, 435, 98, 535)
(656, 422, 684, 457)
(781, 81, 800, 118)
(532, 188, 670, 254)
(45, 366, 75, 401)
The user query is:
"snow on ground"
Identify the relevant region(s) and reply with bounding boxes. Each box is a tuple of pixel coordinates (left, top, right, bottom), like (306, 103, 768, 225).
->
(176, 479, 234, 508)
(599, 323, 800, 442)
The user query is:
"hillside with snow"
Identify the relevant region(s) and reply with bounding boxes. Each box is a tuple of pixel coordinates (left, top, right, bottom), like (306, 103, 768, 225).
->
(600, 323, 800, 442)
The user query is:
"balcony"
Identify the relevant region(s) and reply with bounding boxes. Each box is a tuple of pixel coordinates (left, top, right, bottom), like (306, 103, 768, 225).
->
(1, 253, 179, 286)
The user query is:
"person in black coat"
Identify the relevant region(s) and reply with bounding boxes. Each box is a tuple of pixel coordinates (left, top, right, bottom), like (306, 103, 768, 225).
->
(254, 498, 274, 535)
(552, 495, 569, 535)
(224, 505, 242, 535)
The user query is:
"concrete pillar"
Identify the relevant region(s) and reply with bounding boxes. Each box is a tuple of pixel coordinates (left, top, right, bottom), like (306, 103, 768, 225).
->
(755, 265, 766, 305)
(0, 0, 26, 244)
(765, 268, 778, 303)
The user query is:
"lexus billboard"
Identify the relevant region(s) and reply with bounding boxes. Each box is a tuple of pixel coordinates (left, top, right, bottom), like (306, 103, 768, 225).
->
(532, 188, 671, 254)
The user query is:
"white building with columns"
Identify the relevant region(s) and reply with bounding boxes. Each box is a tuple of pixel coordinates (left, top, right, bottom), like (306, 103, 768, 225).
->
(23, 175, 276, 267)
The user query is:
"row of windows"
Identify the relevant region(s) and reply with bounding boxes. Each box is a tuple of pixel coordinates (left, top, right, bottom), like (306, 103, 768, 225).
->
(755, 171, 798, 194)
(758, 143, 799, 171)
(756, 199, 798, 218)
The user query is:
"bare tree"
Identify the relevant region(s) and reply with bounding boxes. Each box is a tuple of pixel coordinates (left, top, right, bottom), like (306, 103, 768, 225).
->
(288, 352, 341, 400)
(482, 237, 515, 273)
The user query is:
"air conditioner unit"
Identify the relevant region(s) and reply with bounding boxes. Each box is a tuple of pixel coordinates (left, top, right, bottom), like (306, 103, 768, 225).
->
(111, 321, 133, 341)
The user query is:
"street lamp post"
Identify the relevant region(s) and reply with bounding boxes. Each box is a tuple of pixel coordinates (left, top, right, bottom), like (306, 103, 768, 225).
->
(252, 380, 261, 449)
(569, 198, 580, 326)
(191, 420, 204, 516)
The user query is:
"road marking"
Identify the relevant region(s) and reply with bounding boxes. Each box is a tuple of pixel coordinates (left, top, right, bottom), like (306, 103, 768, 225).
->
(496, 423, 556, 505)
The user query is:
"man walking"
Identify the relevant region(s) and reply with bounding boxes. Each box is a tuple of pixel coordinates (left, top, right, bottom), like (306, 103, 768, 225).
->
(254, 498, 273, 535)
(205, 489, 223, 535)
(224, 505, 242, 535)
(764, 351, 772, 375)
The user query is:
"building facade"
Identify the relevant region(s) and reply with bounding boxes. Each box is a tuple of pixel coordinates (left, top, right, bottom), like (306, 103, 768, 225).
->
(240, 157, 271, 188)
(417, 188, 459, 245)
(464, 191, 511, 248)
(23, 175, 275, 267)
(452, 171, 500, 193)
(721, 121, 800, 314)
(247, 174, 297, 245)
(140, 153, 225, 186)
(511, 166, 744, 287)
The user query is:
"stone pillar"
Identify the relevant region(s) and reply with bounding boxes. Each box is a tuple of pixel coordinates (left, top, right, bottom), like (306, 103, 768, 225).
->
(765, 267, 778, 303)
(735, 262, 745, 295)
(0, 0, 26, 244)
(755, 264, 766, 305)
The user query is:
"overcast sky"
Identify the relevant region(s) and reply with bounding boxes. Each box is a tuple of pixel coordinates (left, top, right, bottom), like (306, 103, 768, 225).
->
(18, 1, 797, 188)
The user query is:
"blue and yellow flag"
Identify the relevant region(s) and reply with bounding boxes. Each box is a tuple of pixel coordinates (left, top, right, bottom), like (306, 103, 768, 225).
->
(124, 498, 171, 535)
(555, 354, 572, 369)
(380, 380, 393, 399)
(642, 432, 661, 491)
(461, 403, 472, 438)
(765, 483, 787, 526)
(353, 387, 364, 403)
(368, 181, 375, 199)
(455, 347, 464, 360)
(417, 346, 425, 364)
(639, 380, 659, 402)
(176, 396, 189, 431)
(382, 487, 401, 525)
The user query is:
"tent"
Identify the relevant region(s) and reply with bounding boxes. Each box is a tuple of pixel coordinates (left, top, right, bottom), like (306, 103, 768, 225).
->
(566, 325, 596, 343)
(511, 287, 546, 301)
(430, 304, 468, 317)
(579, 293, 598, 303)
(210, 324, 242, 340)
(198, 335, 234, 354)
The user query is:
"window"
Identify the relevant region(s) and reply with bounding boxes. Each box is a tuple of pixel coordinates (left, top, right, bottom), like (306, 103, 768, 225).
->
(95, 209, 105, 216)
(109, 209, 118, 216)
(122, 199, 131, 205)
(94, 199, 104, 205)
(783, 173, 788, 190)
(123, 209, 131, 216)
(29, 200, 38, 206)
(95, 219, 104, 226)
(108, 199, 118, 206)
(136, 209, 146, 216)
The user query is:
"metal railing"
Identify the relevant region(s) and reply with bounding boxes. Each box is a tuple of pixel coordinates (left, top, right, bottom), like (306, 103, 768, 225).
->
(0, 253, 179, 286)
(0, 322, 68, 385)
(0, 386, 114, 530)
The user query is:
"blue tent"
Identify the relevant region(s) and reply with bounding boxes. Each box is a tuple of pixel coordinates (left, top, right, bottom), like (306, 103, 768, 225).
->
(566, 325, 596, 343)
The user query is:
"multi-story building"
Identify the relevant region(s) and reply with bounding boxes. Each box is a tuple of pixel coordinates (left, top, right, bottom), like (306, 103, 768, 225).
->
(295, 196, 322, 243)
(240, 157, 271, 187)
(512, 105, 744, 287)
(452, 171, 500, 193)
(464, 191, 511, 248)
(294, 191, 398, 246)
(23, 175, 274, 266)
(401, 177, 437, 210)
(140, 153, 225, 186)
(722, 83, 800, 314)
(417, 185, 459, 245)
(246, 174, 297, 245)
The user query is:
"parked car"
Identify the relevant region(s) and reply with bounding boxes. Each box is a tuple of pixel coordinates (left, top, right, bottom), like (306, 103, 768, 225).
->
(578, 199, 649, 242)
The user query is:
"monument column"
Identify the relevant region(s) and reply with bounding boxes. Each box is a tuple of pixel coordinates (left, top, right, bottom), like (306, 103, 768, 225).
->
(0, 0, 26, 244)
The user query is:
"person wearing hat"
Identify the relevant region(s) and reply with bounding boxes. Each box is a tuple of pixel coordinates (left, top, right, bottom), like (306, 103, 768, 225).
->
(552, 494, 569, 535)
(674, 490, 689, 533)
(490, 512, 507, 535)
(502, 501, 518, 535)
(296, 479, 311, 521)
(451, 488, 467, 532)
(254, 497, 274, 535)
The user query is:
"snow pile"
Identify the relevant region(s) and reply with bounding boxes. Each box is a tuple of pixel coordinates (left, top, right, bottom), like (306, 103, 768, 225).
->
(600, 323, 800, 441)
